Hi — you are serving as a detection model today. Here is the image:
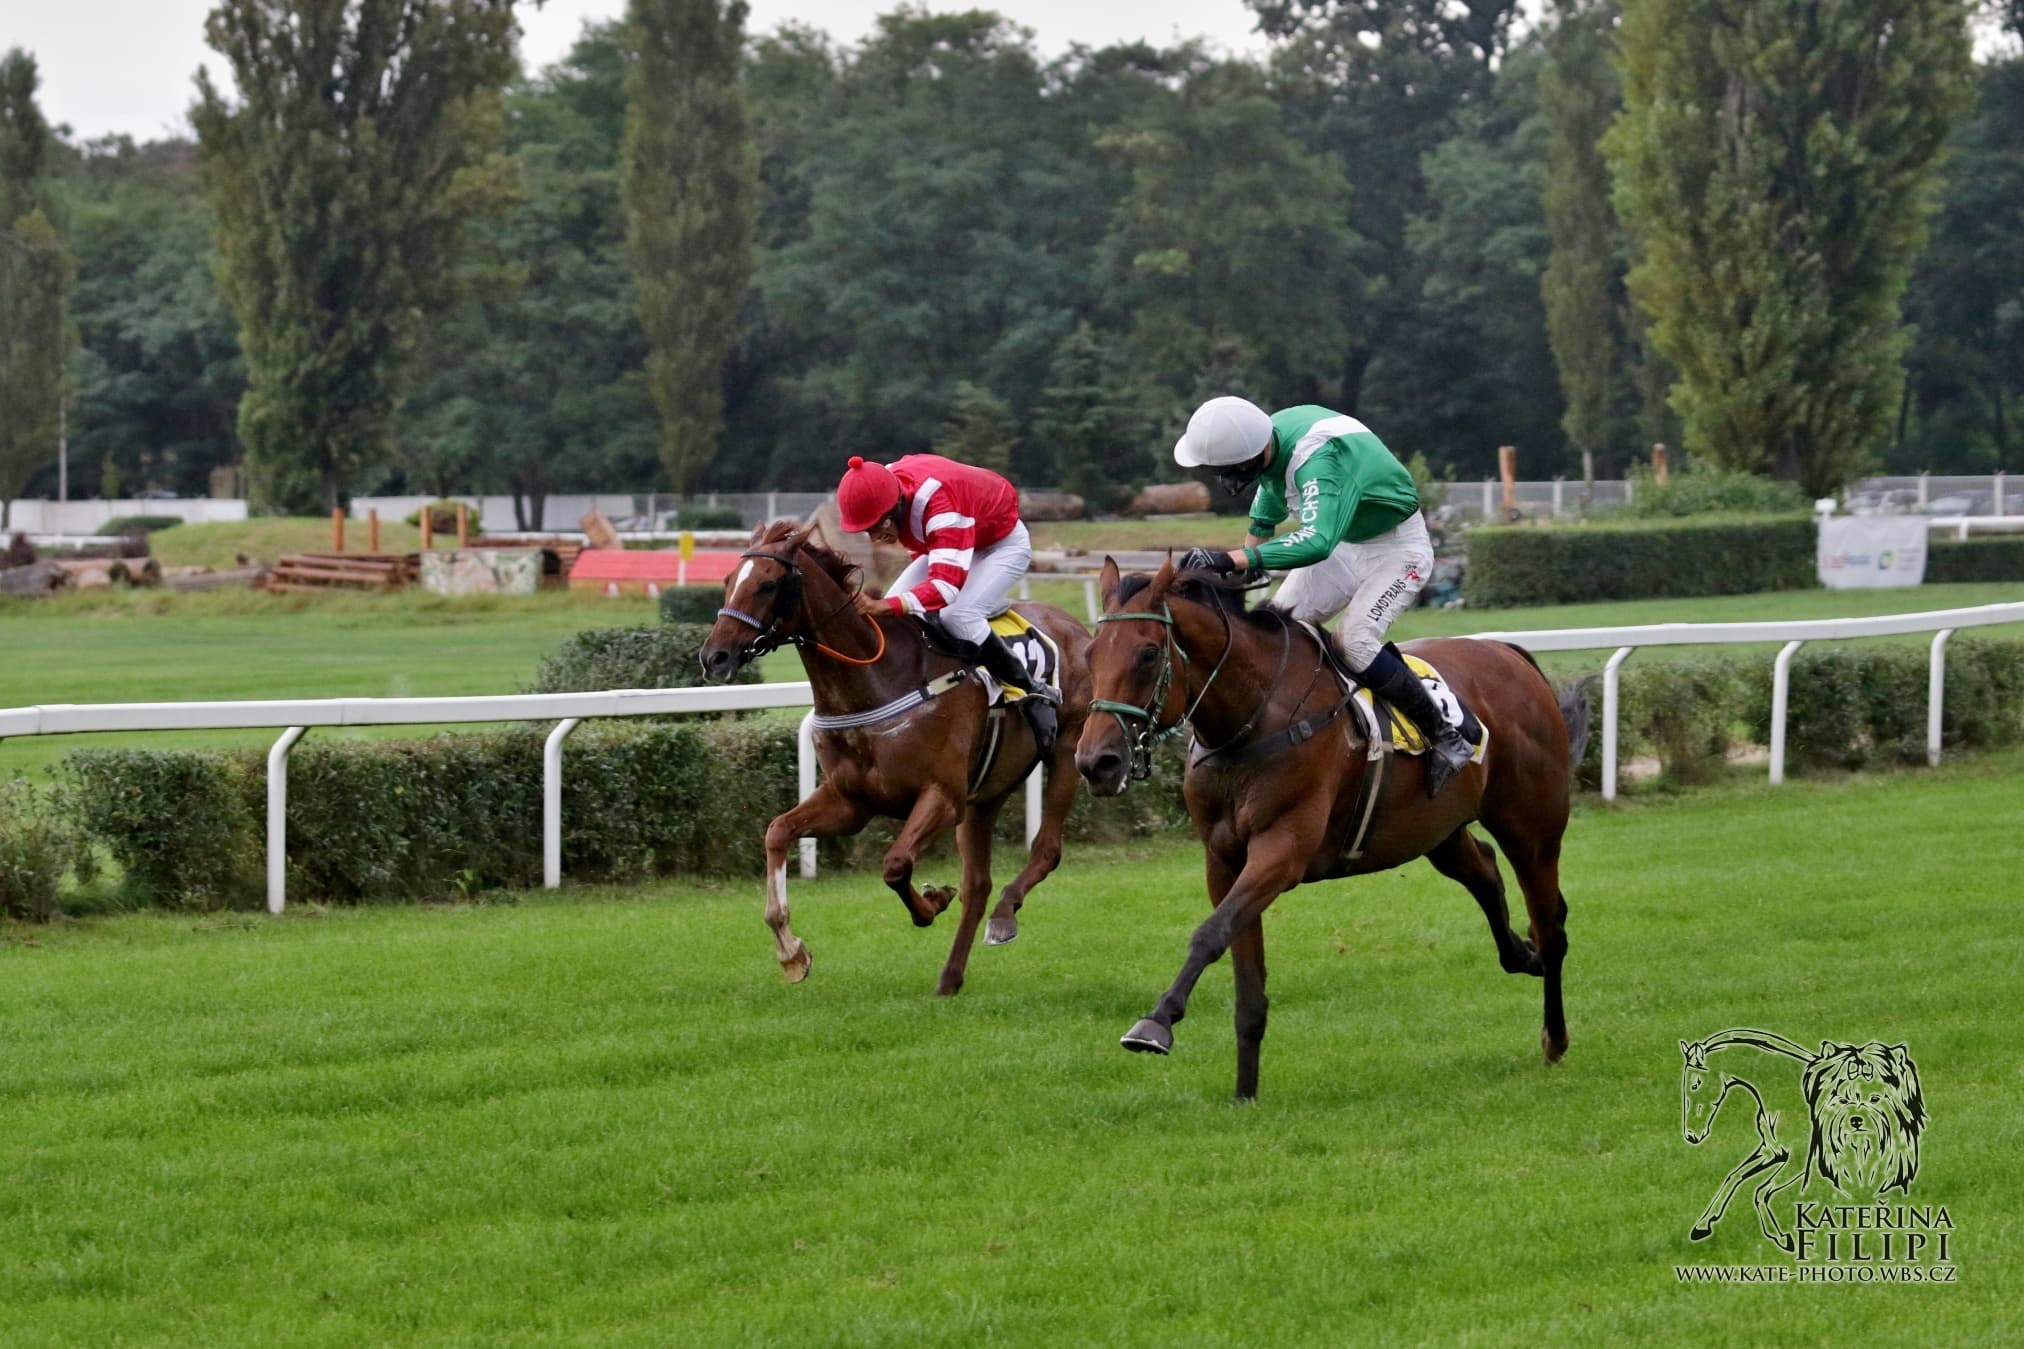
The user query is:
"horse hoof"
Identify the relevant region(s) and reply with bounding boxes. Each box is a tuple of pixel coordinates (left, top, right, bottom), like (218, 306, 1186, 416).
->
(985, 915, 1019, 946)
(779, 943, 812, 984)
(1542, 1028, 1568, 1064)
(934, 977, 963, 998)
(1120, 1019, 1172, 1055)
(1689, 1223, 1712, 1242)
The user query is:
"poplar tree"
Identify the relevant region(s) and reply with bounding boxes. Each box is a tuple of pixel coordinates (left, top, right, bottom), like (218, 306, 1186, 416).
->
(194, 0, 517, 512)
(1606, 0, 1976, 494)
(0, 50, 73, 527)
(621, 0, 757, 497)
(1539, 0, 1624, 470)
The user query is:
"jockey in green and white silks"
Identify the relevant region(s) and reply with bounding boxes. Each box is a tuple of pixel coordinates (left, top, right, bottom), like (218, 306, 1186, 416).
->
(1172, 396, 1474, 796)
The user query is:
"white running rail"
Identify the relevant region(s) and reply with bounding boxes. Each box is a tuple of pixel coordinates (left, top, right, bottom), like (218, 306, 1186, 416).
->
(1465, 601, 2024, 799)
(0, 681, 1047, 912)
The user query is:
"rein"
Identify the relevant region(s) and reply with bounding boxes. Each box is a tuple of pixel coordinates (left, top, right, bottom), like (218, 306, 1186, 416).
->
(717, 547, 888, 666)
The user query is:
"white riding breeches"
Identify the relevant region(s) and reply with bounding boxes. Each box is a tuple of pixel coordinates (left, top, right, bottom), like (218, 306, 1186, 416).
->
(1271, 512, 1434, 671)
(890, 520, 1032, 647)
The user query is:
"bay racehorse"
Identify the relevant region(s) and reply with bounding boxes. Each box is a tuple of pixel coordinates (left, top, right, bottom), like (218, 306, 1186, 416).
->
(1075, 557, 1592, 1099)
(701, 521, 1092, 996)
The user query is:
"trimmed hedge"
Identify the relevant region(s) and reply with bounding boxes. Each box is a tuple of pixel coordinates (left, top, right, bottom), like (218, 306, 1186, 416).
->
(1464, 516, 1816, 607)
(1574, 636, 2024, 786)
(0, 779, 94, 921)
(95, 515, 182, 536)
(46, 639, 2024, 909)
(528, 623, 754, 694)
(658, 586, 728, 626)
(680, 504, 743, 529)
(1926, 536, 2024, 583)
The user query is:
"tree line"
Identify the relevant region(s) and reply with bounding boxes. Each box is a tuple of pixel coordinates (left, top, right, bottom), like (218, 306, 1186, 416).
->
(1, 0, 2017, 527)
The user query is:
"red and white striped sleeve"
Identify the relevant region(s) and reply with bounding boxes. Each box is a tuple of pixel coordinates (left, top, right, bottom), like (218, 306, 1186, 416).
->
(889, 482, 978, 616)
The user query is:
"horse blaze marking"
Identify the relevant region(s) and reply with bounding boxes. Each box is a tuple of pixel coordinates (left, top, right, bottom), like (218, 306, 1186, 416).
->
(736, 560, 754, 592)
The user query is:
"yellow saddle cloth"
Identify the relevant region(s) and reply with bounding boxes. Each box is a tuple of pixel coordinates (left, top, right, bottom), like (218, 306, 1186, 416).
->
(1351, 653, 1489, 763)
(984, 610, 1061, 703)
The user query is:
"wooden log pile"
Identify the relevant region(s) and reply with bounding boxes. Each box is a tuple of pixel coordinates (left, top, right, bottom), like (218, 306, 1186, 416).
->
(265, 552, 419, 592)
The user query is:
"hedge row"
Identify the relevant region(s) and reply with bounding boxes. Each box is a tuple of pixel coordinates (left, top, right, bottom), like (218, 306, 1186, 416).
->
(1577, 636, 2024, 786)
(527, 623, 754, 695)
(1926, 536, 2024, 583)
(658, 587, 728, 626)
(23, 639, 2022, 911)
(1464, 516, 1816, 607)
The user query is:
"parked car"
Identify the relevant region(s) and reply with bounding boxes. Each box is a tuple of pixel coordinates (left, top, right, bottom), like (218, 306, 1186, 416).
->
(1927, 492, 1991, 517)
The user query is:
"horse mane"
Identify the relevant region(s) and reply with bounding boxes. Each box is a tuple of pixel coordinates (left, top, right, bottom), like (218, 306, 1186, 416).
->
(757, 519, 861, 589)
(1116, 569, 1291, 633)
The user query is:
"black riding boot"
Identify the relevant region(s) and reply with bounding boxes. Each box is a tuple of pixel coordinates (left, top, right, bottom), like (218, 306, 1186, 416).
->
(972, 631, 1060, 756)
(1360, 643, 1474, 797)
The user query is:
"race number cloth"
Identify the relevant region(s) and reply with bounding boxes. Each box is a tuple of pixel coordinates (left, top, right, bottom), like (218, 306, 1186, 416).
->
(1352, 653, 1488, 763)
(1817, 515, 1928, 589)
(976, 610, 1060, 705)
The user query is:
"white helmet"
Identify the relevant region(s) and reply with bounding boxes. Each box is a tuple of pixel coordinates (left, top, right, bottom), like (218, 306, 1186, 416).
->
(1173, 396, 1273, 468)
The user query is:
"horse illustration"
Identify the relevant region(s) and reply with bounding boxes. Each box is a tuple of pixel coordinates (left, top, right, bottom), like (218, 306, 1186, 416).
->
(1678, 1031, 1927, 1249)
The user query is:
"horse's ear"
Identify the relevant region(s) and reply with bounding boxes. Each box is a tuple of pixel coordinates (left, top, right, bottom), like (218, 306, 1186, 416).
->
(1679, 1040, 1691, 1056)
(748, 521, 768, 546)
(785, 522, 817, 551)
(1148, 553, 1177, 598)
(1099, 556, 1121, 608)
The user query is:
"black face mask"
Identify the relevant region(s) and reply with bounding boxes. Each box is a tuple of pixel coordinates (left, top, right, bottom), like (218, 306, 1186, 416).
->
(1216, 451, 1270, 500)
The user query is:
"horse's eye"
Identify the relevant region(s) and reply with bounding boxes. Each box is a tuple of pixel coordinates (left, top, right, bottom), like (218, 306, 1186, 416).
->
(1135, 645, 1159, 668)
(756, 580, 777, 595)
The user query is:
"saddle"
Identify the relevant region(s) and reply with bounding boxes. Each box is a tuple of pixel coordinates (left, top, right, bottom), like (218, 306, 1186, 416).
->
(918, 609, 1062, 707)
(1300, 624, 1488, 763)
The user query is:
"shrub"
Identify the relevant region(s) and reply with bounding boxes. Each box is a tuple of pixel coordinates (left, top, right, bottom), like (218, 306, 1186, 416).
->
(680, 504, 743, 530)
(1616, 462, 1809, 518)
(62, 752, 260, 909)
(96, 516, 183, 537)
(0, 780, 94, 921)
(528, 623, 755, 695)
(658, 586, 727, 626)
(1926, 536, 2024, 583)
(1463, 516, 1816, 607)
(403, 499, 475, 532)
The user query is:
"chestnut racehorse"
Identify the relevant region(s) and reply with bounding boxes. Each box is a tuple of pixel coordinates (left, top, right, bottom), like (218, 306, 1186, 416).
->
(1075, 557, 1592, 1100)
(700, 521, 1092, 996)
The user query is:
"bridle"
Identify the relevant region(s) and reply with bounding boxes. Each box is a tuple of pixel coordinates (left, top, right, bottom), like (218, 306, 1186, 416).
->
(717, 547, 888, 667)
(1090, 593, 1288, 780)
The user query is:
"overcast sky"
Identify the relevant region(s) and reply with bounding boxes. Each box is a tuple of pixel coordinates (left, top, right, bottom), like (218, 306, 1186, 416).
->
(5, 0, 1270, 143)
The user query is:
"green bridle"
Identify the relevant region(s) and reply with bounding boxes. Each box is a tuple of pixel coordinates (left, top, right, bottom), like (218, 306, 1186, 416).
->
(1090, 599, 1246, 781)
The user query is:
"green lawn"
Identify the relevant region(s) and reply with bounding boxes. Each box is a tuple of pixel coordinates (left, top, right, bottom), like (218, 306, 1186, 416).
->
(2, 752, 2018, 1345)
(147, 516, 430, 569)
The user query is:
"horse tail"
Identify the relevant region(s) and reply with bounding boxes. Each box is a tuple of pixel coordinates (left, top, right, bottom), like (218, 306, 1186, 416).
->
(1497, 641, 1597, 766)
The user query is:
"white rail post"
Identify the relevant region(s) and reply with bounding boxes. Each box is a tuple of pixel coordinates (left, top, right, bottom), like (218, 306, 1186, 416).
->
(1601, 647, 1634, 801)
(1770, 640, 1804, 785)
(1928, 629, 1954, 767)
(797, 711, 818, 879)
(1552, 478, 1565, 516)
(1995, 472, 2006, 517)
(1481, 479, 1494, 517)
(1025, 764, 1044, 846)
(1019, 577, 1031, 600)
(1917, 471, 1929, 510)
(543, 717, 582, 889)
(1084, 578, 1099, 624)
(266, 726, 307, 914)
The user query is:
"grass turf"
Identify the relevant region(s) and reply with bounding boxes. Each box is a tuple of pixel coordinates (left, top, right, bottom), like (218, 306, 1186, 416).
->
(2, 751, 2018, 1345)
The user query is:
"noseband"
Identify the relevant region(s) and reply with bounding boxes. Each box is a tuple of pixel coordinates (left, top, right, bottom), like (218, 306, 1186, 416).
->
(1091, 594, 1292, 780)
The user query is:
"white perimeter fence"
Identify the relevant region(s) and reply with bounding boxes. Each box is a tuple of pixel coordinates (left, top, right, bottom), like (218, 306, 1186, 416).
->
(0, 682, 1044, 914)
(3, 602, 2019, 911)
